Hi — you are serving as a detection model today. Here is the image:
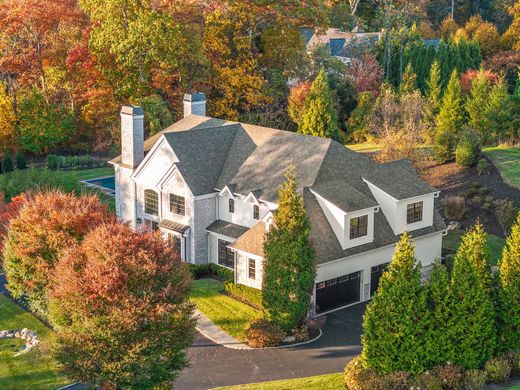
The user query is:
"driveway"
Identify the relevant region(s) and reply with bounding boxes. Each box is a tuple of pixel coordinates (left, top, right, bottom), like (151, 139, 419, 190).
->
(174, 303, 365, 390)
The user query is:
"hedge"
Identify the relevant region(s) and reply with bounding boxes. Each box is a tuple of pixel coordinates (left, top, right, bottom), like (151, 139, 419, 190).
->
(188, 263, 234, 283)
(224, 282, 263, 310)
(46, 154, 106, 171)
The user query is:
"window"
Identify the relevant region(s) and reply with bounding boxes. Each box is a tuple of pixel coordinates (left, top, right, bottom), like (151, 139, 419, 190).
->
(350, 215, 368, 239)
(253, 205, 259, 220)
(170, 194, 185, 216)
(168, 233, 182, 254)
(248, 258, 256, 279)
(218, 239, 234, 268)
(144, 189, 159, 216)
(407, 201, 423, 224)
(229, 198, 234, 213)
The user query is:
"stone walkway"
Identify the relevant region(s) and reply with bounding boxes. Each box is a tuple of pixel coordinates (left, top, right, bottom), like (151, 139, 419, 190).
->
(194, 309, 251, 350)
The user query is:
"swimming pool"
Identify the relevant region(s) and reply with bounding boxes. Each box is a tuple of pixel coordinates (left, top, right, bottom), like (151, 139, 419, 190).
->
(81, 176, 116, 197)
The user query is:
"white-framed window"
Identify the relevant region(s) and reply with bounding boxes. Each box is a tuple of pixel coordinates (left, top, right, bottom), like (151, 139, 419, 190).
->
(407, 201, 423, 224)
(248, 258, 256, 279)
(144, 189, 159, 216)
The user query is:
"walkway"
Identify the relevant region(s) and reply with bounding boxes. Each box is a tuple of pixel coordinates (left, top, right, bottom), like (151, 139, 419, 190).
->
(195, 309, 251, 350)
(174, 303, 365, 390)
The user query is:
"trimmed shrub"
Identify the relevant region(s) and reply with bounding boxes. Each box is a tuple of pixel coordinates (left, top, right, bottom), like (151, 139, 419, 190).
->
(46, 154, 105, 171)
(15, 152, 27, 170)
(495, 199, 519, 236)
(45, 154, 62, 170)
(224, 282, 263, 310)
(188, 263, 234, 283)
(344, 356, 384, 390)
(433, 364, 463, 389)
(477, 158, 491, 175)
(292, 323, 310, 342)
(485, 196, 494, 203)
(414, 372, 443, 390)
(443, 196, 466, 220)
(472, 196, 482, 205)
(463, 369, 487, 390)
(504, 351, 520, 375)
(455, 129, 481, 167)
(482, 202, 492, 212)
(434, 130, 456, 163)
(2, 151, 14, 173)
(384, 371, 411, 389)
(484, 356, 511, 383)
(478, 187, 488, 196)
(246, 319, 285, 348)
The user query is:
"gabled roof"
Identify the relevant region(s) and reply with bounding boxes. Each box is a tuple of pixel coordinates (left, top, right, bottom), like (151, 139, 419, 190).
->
(229, 221, 266, 257)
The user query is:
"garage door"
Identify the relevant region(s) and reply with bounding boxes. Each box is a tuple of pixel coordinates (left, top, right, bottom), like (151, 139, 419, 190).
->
(316, 271, 361, 313)
(370, 262, 389, 297)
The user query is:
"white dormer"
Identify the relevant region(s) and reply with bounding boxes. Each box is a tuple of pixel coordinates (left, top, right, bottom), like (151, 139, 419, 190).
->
(217, 188, 272, 228)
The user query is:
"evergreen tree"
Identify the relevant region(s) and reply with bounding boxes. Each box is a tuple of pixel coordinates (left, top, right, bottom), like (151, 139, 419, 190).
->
(426, 261, 451, 368)
(497, 213, 520, 352)
(263, 167, 315, 332)
(512, 74, 520, 141)
(361, 233, 430, 374)
(299, 69, 340, 141)
(436, 69, 465, 136)
(2, 151, 14, 173)
(15, 152, 27, 170)
(399, 63, 417, 95)
(426, 60, 443, 116)
(447, 228, 496, 369)
(484, 78, 514, 144)
(466, 69, 491, 141)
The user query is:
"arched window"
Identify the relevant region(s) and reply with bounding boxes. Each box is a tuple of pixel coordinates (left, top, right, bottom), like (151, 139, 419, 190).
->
(144, 189, 159, 216)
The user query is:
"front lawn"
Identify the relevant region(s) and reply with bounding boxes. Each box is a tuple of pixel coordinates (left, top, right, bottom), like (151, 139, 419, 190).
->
(483, 147, 520, 190)
(217, 372, 344, 389)
(443, 229, 505, 266)
(190, 279, 262, 341)
(0, 295, 70, 390)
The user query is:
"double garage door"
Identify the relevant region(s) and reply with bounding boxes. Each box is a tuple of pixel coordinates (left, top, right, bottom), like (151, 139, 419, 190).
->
(316, 271, 361, 313)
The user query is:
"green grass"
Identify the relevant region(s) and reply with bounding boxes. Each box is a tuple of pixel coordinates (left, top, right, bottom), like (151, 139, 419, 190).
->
(345, 142, 381, 152)
(190, 279, 262, 341)
(216, 372, 344, 389)
(443, 229, 506, 266)
(61, 166, 113, 181)
(483, 147, 520, 189)
(0, 295, 70, 390)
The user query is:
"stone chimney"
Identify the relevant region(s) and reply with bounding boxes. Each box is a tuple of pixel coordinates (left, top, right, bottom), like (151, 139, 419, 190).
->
(183, 92, 206, 117)
(120, 105, 144, 168)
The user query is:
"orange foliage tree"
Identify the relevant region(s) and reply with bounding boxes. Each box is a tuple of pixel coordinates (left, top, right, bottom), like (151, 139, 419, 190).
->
(0, 193, 27, 253)
(346, 53, 383, 97)
(48, 222, 194, 388)
(2, 190, 112, 316)
(460, 69, 499, 95)
(288, 81, 312, 127)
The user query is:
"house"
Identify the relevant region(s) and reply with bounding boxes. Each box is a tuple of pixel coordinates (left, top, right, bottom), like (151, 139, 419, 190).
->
(110, 94, 447, 315)
(304, 27, 381, 64)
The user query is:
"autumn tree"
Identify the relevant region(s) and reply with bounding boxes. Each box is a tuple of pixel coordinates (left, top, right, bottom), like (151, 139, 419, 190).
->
(299, 69, 340, 140)
(48, 222, 194, 388)
(440, 16, 459, 41)
(288, 81, 312, 128)
(504, 1, 520, 51)
(497, 213, 520, 353)
(0, 85, 16, 150)
(346, 53, 383, 96)
(473, 22, 501, 58)
(0, 193, 26, 253)
(361, 233, 430, 374)
(263, 167, 315, 332)
(3, 191, 111, 316)
(347, 91, 376, 143)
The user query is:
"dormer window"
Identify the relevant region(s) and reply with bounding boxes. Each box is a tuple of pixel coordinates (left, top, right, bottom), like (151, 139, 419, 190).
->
(253, 205, 259, 220)
(144, 189, 159, 216)
(229, 198, 234, 213)
(170, 194, 185, 216)
(350, 215, 368, 239)
(407, 201, 423, 224)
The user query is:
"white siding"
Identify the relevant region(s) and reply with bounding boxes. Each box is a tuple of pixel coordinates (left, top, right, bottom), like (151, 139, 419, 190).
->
(365, 181, 398, 233)
(312, 191, 346, 247)
(344, 209, 375, 249)
(114, 165, 136, 227)
(235, 252, 263, 289)
(218, 193, 270, 228)
(396, 194, 435, 233)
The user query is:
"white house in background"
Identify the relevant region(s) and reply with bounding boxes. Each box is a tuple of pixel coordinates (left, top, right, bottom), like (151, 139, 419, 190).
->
(110, 94, 447, 315)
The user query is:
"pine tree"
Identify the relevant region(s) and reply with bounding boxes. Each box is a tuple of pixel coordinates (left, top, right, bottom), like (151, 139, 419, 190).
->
(497, 213, 520, 352)
(15, 152, 27, 170)
(512, 73, 520, 141)
(400, 63, 417, 95)
(484, 78, 514, 144)
(426, 261, 451, 368)
(466, 69, 491, 140)
(426, 60, 443, 116)
(361, 233, 430, 374)
(436, 69, 465, 136)
(447, 228, 496, 369)
(263, 167, 315, 332)
(299, 68, 340, 141)
(2, 151, 13, 173)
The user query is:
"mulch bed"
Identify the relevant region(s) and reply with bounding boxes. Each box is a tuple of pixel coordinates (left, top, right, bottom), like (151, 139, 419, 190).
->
(419, 157, 520, 237)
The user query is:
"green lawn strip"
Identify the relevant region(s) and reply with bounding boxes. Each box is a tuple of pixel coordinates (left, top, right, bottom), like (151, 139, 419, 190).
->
(216, 372, 344, 389)
(0, 295, 70, 390)
(345, 143, 382, 152)
(483, 147, 520, 189)
(61, 166, 114, 181)
(443, 229, 505, 266)
(190, 279, 262, 341)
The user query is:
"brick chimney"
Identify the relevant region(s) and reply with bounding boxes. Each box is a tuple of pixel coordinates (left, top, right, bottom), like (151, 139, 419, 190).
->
(183, 92, 206, 117)
(120, 105, 144, 168)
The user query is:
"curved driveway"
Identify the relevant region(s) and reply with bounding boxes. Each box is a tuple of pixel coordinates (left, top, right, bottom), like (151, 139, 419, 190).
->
(174, 303, 366, 390)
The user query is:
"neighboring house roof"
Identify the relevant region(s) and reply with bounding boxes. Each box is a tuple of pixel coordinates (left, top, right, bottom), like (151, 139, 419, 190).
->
(159, 219, 190, 234)
(305, 28, 381, 59)
(425, 38, 440, 49)
(206, 220, 249, 240)
(229, 221, 266, 257)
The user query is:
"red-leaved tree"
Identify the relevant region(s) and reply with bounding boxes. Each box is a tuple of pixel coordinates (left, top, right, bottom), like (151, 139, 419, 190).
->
(48, 222, 195, 389)
(0, 193, 26, 253)
(346, 53, 383, 97)
(460, 69, 499, 95)
(2, 190, 112, 315)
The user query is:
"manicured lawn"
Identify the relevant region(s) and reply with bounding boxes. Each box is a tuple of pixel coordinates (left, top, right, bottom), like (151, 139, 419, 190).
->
(190, 279, 262, 341)
(483, 147, 520, 190)
(346, 142, 381, 152)
(216, 372, 344, 389)
(443, 229, 505, 266)
(62, 166, 113, 181)
(0, 295, 70, 390)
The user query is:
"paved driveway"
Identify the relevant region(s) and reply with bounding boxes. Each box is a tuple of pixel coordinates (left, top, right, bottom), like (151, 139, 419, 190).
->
(174, 303, 366, 390)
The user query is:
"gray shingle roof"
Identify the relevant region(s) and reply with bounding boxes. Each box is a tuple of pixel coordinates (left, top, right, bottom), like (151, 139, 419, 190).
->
(311, 180, 378, 212)
(206, 220, 249, 239)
